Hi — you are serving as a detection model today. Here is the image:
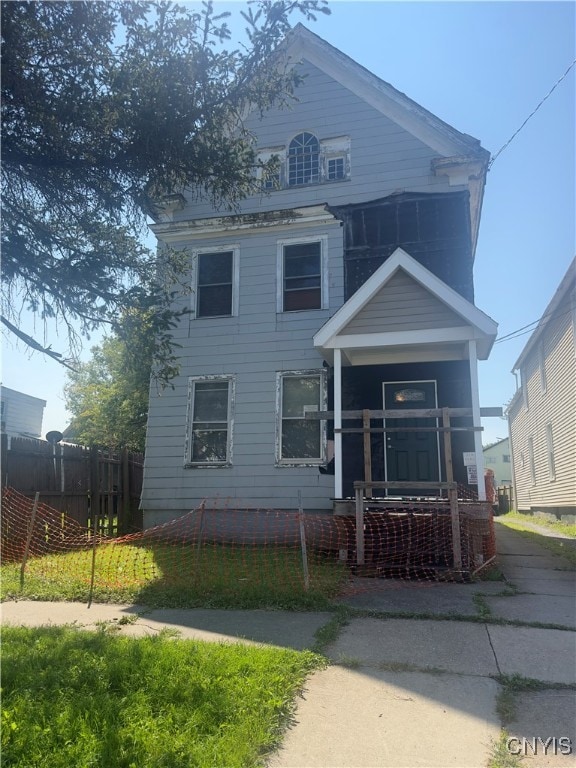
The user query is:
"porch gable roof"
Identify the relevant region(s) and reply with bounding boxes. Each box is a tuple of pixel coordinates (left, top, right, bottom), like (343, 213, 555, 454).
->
(314, 248, 497, 361)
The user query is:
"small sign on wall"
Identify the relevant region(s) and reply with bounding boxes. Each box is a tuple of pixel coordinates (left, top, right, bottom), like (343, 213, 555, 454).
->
(466, 464, 478, 485)
(463, 452, 476, 466)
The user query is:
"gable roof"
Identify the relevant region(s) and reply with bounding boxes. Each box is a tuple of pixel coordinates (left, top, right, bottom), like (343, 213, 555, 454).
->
(280, 24, 489, 161)
(275, 25, 489, 252)
(314, 248, 498, 359)
(512, 256, 576, 371)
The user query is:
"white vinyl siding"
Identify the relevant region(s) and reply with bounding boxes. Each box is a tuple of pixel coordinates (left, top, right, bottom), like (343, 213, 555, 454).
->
(508, 306, 575, 512)
(546, 422, 556, 481)
(528, 436, 536, 485)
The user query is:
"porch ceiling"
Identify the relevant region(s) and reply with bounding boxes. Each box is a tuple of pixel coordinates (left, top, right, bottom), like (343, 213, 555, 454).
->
(337, 340, 470, 367)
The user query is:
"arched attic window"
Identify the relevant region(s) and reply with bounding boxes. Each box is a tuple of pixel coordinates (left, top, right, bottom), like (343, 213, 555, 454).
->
(288, 132, 320, 186)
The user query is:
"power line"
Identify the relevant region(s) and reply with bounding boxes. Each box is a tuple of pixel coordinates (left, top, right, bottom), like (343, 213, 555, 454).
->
(494, 302, 575, 344)
(488, 58, 576, 171)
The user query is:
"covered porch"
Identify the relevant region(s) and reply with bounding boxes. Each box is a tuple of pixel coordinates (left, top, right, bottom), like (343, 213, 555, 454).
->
(312, 249, 499, 574)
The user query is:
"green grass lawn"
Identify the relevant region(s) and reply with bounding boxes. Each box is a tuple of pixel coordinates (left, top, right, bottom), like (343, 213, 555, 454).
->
(1, 542, 348, 609)
(1, 625, 323, 768)
(497, 511, 576, 567)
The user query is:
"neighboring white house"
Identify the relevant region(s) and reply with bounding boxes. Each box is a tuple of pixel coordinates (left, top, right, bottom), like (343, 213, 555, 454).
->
(0, 385, 46, 439)
(507, 257, 576, 521)
(141, 24, 498, 526)
(483, 437, 512, 488)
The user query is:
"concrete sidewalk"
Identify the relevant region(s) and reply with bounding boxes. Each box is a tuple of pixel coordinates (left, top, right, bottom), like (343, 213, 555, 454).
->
(2, 520, 575, 767)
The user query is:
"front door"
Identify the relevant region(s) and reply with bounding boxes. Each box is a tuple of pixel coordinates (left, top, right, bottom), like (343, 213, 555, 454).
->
(383, 381, 440, 496)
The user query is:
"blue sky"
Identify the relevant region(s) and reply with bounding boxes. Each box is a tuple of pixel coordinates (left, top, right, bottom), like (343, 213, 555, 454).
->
(2, 0, 575, 446)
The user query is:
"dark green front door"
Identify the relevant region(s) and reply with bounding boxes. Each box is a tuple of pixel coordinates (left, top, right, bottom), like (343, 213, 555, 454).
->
(383, 381, 440, 496)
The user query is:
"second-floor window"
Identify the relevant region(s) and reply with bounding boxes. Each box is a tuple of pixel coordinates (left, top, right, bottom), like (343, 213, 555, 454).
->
(194, 249, 237, 318)
(279, 239, 327, 312)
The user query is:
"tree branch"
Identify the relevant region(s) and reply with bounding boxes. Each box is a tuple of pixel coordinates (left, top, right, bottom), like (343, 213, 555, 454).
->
(1, 315, 78, 371)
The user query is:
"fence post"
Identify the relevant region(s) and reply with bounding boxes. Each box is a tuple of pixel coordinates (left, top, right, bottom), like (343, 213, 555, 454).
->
(195, 503, 205, 556)
(1, 432, 8, 487)
(121, 448, 130, 535)
(89, 445, 100, 535)
(87, 508, 98, 609)
(442, 408, 462, 570)
(363, 409, 372, 498)
(355, 485, 365, 566)
(298, 491, 309, 590)
(19, 492, 40, 591)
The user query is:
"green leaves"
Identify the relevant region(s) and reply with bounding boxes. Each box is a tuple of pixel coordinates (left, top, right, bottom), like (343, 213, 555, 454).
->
(1, 0, 330, 363)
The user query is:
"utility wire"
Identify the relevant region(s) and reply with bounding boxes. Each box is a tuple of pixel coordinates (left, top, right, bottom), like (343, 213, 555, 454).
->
(494, 303, 575, 344)
(488, 58, 576, 170)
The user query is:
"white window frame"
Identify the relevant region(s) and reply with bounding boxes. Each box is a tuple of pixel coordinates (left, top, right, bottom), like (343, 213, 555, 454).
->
(276, 370, 327, 466)
(184, 375, 235, 467)
(320, 135, 351, 182)
(257, 135, 350, 191)
(276, 235, 329, 313)
(546, 422, 556, 481)
(539, 342, 547, 393)
(287, 131, 320, 186)
(191, 245, 240, 319)
(521, 366, 529, 411)
(528, 436, 536, 485)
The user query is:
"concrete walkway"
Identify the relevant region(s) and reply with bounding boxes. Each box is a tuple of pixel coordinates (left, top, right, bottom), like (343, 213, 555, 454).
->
(2, 520, 575, 767)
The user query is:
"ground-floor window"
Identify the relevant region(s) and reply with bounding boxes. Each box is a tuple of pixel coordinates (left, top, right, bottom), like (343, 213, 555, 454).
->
(276, 371, 326, 464)
(185, 376, 234, 466)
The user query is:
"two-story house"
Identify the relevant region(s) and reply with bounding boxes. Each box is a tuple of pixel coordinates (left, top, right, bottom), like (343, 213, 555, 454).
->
(507, 257, 575, 521)
(483, 437, 512, 488)
(141, 25, 498, 527)
(0, 386, 46, 440)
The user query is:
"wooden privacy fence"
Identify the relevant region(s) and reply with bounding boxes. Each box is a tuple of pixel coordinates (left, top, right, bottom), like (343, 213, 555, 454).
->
(1, 435, 143, 535)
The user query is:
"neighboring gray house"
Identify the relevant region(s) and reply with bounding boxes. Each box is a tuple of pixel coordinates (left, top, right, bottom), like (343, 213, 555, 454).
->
(142, 25, 498, 526)
(507, 257, 576, 521)
(0, 385, 46, 439)
(483, 437, 512, 488)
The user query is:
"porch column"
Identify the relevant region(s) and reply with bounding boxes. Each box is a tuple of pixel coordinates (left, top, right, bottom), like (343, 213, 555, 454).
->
(468, 339, 486, 500)
(334, 348, 343, 498)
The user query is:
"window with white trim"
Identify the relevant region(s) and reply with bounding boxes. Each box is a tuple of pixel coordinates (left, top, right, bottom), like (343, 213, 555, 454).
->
(193, 248, 238, 318)
(539, 343, 547, 393)
(258, 135, 350, 190)
(546, 423, 556, 481)
(288, 132, 320, 186)
(528, 436, 536, 484)
(277, 372, 325, 464)
(521, 367, 529, 410)
(327, 156, 345, 181)
(278, 237, 327, 313)
(186, 376, 234, 466)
